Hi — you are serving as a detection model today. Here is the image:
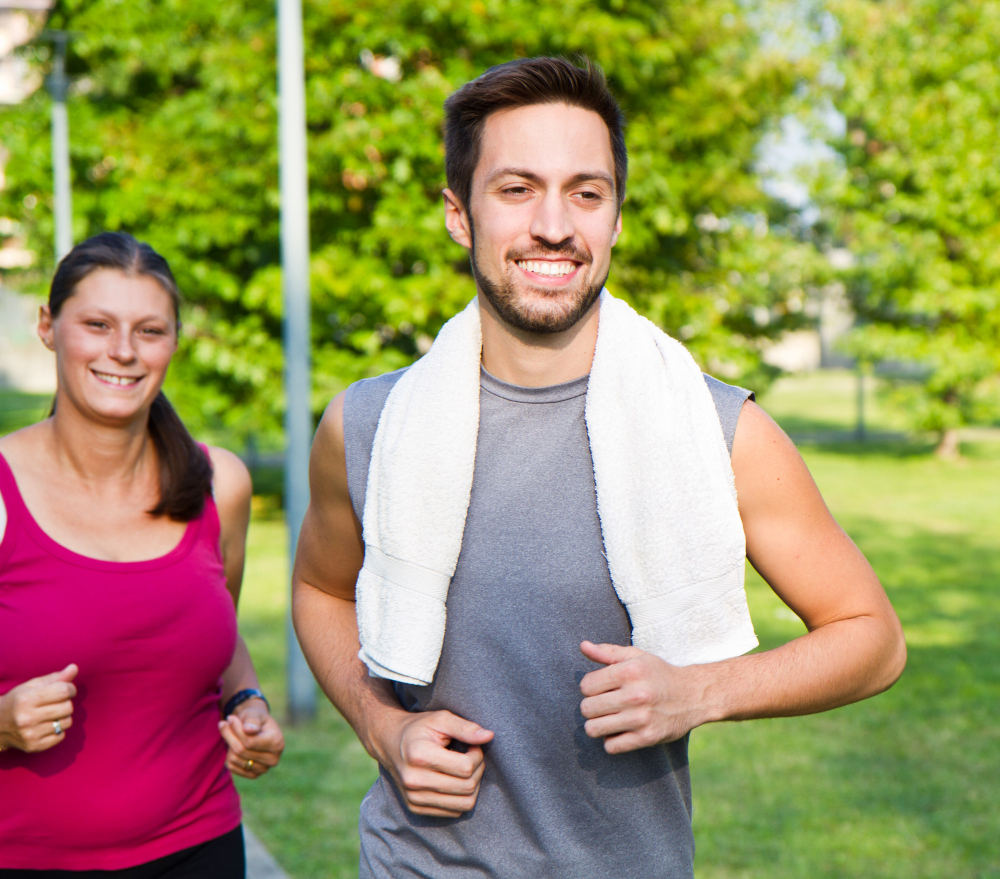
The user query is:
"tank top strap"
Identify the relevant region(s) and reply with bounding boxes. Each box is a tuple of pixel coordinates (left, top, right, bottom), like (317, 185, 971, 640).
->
(0, 450, 29, 522)
(0, 451, 27, 569)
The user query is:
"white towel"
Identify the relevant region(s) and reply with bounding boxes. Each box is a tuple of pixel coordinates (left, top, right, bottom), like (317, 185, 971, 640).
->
(356, 290, 757, 686)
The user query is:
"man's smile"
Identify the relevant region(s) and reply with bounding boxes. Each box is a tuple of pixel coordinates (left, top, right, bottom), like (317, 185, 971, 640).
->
(513, 259, 583, 283)
(515, 259, 577, 277)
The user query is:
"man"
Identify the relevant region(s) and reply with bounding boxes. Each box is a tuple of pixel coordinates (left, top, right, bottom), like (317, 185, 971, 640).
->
(292, 57, 905, 878)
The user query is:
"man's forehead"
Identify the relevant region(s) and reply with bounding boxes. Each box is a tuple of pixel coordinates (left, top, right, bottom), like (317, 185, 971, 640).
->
(475, 102, 615, 187)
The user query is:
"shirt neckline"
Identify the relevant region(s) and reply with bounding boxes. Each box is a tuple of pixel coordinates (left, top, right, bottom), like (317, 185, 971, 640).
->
(479, 365, 590, 404)
(0, 450, 201, 572)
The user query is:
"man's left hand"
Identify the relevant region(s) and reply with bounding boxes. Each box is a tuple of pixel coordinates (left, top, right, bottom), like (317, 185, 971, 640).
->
(579, 641, 711, 754)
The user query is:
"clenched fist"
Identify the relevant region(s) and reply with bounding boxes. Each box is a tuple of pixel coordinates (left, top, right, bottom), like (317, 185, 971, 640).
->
(0, 664, 78, 753)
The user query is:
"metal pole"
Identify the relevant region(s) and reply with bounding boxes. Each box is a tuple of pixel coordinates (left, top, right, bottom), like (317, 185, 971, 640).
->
(277, 0, 316, 722)
(855, 364, 866, 441)
(47, 32, 72, 261)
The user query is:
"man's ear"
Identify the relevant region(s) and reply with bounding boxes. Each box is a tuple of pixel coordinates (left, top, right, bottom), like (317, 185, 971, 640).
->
(443, 188, 473, 250)
(37, 304, 55, 351)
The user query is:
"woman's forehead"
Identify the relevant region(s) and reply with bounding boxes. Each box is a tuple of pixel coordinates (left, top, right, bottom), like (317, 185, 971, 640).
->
(66, 269, 177, 320)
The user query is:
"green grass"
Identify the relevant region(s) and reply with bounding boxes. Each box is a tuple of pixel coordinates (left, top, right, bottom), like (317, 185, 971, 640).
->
(692, 449, 1000, 878)
(756, 369, 912, 441)
(235, 515, 379, 878)
(0, 390, 51, 435)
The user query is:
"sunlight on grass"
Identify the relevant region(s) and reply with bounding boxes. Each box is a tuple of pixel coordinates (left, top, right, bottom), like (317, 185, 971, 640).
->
(756, 369, 910, 438)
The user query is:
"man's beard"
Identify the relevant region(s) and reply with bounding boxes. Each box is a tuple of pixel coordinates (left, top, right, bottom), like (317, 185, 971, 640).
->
(470, 235, 607, 335)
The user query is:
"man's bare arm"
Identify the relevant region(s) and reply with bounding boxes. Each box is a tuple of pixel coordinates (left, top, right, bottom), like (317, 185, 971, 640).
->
(291, 392, 493, 816)
(580, 400, 907, 752)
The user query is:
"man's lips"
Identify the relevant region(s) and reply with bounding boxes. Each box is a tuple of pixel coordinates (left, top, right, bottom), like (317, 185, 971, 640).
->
(513, 259, 583, 282)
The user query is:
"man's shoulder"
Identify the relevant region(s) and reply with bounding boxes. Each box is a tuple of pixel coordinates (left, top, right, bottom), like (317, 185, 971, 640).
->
(702, 373, 754, 406)
(344, 367, 410, 424)
(701, 374, 754, 457)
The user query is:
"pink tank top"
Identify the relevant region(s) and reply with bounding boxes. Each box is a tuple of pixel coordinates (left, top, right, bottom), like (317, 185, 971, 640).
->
(0, 451, 241, 870)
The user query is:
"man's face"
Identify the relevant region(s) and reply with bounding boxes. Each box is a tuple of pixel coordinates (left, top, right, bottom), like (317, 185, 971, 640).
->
(445, 102, 622, 334)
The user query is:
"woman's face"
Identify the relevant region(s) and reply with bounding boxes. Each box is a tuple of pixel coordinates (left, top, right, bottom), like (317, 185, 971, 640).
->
(39, 268, 178, 426)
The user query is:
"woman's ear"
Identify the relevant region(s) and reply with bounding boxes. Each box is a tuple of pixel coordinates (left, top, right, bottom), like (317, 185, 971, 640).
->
(37, 304, 55, 351)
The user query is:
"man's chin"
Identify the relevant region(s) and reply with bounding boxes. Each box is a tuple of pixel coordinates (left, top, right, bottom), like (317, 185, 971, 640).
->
(481, 282, 603, 335)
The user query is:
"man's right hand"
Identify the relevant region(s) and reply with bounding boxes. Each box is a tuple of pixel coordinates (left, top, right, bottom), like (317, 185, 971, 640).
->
(377, 709, 494, 818)
(291, 394, 493, 818)
(0, 664, 78, 753)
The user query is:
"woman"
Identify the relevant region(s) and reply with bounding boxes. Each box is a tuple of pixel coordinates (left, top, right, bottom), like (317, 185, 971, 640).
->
(0, 233, 284, 876)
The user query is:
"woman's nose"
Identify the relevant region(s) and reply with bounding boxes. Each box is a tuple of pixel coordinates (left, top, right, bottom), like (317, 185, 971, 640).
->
(108, 329, 137, 362)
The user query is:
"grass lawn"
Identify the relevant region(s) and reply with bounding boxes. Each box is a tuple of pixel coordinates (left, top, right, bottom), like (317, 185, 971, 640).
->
(0, 390, 51, 435)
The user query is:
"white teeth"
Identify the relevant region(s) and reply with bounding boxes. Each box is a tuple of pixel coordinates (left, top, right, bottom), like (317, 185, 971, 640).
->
(517, 260, 575, 277)
(94, 371, 139, 386)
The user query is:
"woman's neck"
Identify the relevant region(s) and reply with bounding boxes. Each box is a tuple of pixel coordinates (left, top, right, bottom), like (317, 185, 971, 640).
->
(46, 401, 154, 486)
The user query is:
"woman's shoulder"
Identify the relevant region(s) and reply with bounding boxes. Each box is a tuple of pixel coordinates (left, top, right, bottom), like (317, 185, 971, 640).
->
(0, 421, 51, 460)
(0, 423, 52, 545)
(204, 446, 252, 508)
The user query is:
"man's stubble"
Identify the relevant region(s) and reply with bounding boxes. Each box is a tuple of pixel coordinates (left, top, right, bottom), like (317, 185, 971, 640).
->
(469, 224, 608, 336)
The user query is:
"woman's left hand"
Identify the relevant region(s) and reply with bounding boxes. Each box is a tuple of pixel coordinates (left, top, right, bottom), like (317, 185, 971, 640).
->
(218, 699, 285, 780)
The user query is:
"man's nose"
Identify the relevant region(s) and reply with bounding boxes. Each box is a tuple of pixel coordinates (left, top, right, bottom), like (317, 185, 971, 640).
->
(529, 191, 575, 248)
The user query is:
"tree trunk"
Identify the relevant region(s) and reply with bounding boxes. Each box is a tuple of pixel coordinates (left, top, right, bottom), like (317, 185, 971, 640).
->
(935, 427, 961, 460)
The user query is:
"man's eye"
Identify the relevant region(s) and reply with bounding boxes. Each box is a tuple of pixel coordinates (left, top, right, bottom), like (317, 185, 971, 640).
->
(503, 187, 530, 195)
(578, 191, 601, 200)
(86, 321, 108, 329)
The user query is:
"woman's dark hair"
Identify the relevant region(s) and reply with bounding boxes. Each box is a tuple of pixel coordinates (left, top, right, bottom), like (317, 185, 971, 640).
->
(48, 232, 212, 522)
(443, 56, 628, 213)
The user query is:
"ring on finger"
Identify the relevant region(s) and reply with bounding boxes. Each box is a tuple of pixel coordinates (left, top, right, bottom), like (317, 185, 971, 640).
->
(244, 758, 254, 771)
(53, 720, 63, 736)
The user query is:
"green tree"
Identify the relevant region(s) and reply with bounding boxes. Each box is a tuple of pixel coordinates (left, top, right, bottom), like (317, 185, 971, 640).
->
(0, 0, 825, 448)
(820, 0, 1000, 455)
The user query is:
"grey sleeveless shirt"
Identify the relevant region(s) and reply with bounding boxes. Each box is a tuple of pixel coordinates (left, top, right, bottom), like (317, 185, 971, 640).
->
(344, 367, 751, 879)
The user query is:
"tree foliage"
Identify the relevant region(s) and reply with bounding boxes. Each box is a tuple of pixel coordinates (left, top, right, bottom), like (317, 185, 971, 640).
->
(0, 0, 824, 447)
(821, 0, 1000, 438)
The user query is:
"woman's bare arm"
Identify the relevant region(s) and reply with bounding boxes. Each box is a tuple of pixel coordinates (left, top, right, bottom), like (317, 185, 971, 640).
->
(209, 446, 284, 778)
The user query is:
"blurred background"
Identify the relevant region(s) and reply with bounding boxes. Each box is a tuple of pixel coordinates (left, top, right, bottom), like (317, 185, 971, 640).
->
(0, 1, 998, 877)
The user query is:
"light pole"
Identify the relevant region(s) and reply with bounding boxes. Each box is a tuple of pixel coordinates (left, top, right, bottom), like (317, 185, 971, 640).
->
(43, 29, 72, 261)
(0, 3, 70, 261)
(276, 0, 316, 722)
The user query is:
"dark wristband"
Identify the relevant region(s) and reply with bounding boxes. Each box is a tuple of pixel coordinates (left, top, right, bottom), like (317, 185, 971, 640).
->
(223, 688, 269, 718)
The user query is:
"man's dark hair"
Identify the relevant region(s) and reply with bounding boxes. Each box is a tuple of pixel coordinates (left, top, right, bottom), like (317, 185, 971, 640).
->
(444, 56, 627, 213)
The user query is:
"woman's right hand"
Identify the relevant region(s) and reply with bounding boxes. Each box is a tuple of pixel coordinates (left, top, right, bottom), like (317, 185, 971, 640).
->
(0, 664, 78, 753)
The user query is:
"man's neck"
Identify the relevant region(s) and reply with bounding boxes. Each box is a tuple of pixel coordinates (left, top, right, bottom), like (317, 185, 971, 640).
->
(478, 291, 600, 388)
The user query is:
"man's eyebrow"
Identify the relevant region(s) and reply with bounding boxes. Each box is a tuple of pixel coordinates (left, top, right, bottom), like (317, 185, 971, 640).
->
(485, 168, 616, 191)
(565, 171, 615, 190)
(484, 167, 545, 186)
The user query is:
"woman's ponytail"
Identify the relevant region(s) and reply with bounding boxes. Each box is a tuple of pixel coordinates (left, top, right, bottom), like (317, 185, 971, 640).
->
(146, 391, 213, 520)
